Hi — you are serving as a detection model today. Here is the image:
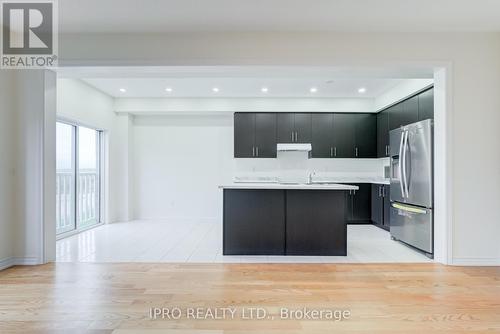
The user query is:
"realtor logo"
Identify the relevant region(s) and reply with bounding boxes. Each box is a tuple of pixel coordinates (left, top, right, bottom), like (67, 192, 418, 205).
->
(1, 0, 58, 68)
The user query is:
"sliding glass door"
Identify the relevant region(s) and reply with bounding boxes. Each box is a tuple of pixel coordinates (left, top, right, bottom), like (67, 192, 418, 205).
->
(56, 122, 102, 235)
(56, 123, 76, 234)
(77, 126, 101, 229)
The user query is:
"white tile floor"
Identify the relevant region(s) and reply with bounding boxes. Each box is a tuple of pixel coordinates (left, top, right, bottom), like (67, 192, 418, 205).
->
(56, 220, 432, 263)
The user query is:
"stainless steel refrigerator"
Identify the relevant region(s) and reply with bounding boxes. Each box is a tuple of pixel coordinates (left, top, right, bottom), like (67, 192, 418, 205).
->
(389, 119, 433, 256)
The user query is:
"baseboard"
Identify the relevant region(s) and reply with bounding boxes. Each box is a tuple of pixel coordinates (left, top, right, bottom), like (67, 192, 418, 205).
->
(452, 257, 500, 266)
(0, 257, 15, 271)
(0, 257, 41, 271)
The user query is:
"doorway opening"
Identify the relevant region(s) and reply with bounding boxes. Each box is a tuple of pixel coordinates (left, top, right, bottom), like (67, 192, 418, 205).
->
(49, 65, 450, 264)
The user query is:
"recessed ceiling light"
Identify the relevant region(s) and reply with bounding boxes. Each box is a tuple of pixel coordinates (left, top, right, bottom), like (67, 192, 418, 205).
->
(212, 87, 219, 93)
(119, 88, 126, 93)
(310, 87, 318, 93)
(261, 87, 268, 93)
(165, 87, 173, 93)
(358, 87, 367, 94)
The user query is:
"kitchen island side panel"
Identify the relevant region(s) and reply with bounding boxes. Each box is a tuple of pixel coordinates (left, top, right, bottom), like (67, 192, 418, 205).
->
(223, 189, 286, 255)
(285, 190, 347, 255)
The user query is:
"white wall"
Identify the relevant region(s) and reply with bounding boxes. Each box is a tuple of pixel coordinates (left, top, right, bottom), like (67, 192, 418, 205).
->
(14, 70, 56, 265)
(57, 78, 131, 223)
(1, 70, 57, 267)
(0, 72, 18, 269)
(132, 115, 233, 221)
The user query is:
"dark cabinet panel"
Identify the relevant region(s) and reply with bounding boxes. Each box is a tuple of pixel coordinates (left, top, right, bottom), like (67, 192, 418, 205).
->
(418, 88, 434, 121)
(371, 184, 383, 226)
(286, 190, 347, 256)
(352, 183, 372, 222)
(333, 114, 356, 158)
(389, 95, 419, 131)
(294, 113, 312, 143)
(234, 113, 277, 158)
(345, 183, 371, 224)
(371, 184, 391, 230)
(311, 113, 334, 158)
(254, 113, 277, 158)
(234, 113, 255, 158)
(355, 113, 377, 158)
(277, 113, 312, 144)
(378, 87, 433, 158)
(377, 110, 390, 158)
(277, 113, 295, 143)
(388, 104, 403, 131)
(345, 190, 354, 221)
(223, 189, 285, 255)
(401, 95, 419, 126)
(383, 185, 391, 228)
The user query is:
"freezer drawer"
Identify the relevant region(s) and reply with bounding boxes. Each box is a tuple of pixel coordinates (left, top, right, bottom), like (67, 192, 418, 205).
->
(390, 202, 433, 254)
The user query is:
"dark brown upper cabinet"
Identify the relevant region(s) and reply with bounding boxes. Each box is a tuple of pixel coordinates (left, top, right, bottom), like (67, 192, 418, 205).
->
(277, 113, 312, 144)
(418, 88, 434, 121)
(234, 113, 277, 158)
(311, 113, 334, 158)
(377, 110, 390, 158)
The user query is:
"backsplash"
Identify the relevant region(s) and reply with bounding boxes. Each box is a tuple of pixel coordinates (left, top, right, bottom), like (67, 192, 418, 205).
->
(233, 153, 390, 181)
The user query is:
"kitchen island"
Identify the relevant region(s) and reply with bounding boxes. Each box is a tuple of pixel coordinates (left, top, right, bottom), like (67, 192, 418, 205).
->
(219, 183, 358, 256)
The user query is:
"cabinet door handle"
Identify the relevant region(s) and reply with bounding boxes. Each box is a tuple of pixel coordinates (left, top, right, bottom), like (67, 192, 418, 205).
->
(291, 132, 294, 142)
(256, 146, 259, 157)
(330, 147, 333, 157)
(386, 145, 389, 156)
(334, 147, 337, 157)
(295, 131, 298, 142)
(355, 147, 359, 157)
(252, 146, 255, 157)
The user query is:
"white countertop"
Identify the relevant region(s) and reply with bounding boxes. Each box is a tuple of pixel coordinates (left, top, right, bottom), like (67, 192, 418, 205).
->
(219, 183, 359, 190)
(310, 177, 390, 185)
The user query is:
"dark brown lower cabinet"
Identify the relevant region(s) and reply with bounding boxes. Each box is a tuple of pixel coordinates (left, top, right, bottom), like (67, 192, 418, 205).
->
(371, 184, 391, 230)
(223, 189, 285, 255)
(383, 186, 391, 229)
(223, 189, 348, 256)
(371, 184, 384, 226)
(346, 183, 372, 224)
(286, 190, 347, 256)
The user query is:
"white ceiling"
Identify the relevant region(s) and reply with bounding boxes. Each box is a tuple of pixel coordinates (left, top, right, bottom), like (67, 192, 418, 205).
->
(82, 77, 404, 98)
(57, 66, 434, 80)
(59, 0, 500, 33)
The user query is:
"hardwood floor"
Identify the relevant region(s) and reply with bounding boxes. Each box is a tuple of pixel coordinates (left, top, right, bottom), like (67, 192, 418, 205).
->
(0, 263, 499, 333)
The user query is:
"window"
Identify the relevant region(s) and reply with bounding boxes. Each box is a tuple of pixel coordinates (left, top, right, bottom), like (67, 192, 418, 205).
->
(56, 122, 102, 235)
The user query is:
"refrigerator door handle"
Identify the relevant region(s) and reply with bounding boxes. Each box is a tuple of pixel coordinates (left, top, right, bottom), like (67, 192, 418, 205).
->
(392, 202, 427, 214)
(402, 130, 410, 198)
(398, 130, 405, 198)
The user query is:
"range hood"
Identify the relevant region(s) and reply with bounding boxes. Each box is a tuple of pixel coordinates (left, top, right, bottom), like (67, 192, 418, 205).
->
(277, 143, 312, 152)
